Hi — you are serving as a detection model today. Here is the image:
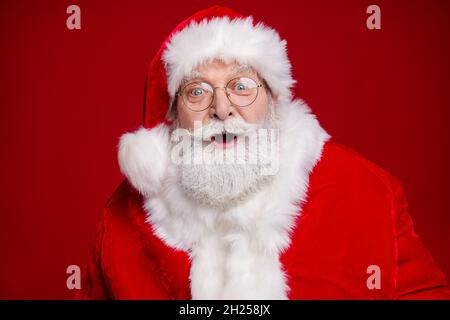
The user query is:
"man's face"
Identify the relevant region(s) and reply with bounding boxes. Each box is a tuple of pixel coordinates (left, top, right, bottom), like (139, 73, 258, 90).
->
(170, 59, 279, 209)
(175, 59, 272, 129)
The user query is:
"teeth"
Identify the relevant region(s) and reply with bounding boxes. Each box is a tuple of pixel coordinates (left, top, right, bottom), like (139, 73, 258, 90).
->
(211, 132, 236, 143)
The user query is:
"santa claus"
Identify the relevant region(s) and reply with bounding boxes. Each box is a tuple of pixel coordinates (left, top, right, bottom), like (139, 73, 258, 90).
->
(76, 5, 450, 299)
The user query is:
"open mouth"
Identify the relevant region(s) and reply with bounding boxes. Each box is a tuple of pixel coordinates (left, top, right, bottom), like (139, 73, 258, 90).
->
(210, 132, 238, 148)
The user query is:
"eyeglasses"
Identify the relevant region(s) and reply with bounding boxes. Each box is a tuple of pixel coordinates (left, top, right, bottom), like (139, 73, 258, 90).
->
(176, 77, 267, 112)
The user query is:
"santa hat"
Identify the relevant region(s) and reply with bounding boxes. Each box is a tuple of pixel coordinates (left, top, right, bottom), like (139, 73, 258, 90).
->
(143, 5, 296, 129)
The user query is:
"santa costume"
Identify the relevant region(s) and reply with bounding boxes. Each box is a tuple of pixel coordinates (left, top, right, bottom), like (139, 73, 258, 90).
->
(75, 5, 450, 299)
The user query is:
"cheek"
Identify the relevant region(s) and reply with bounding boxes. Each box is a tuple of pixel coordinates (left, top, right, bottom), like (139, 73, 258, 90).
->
(177, 105, 209, 129)
(238, 95, 269, 123)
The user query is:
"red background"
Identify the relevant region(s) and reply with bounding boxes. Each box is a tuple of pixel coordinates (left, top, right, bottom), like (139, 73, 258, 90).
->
(1, 0, 449, 299)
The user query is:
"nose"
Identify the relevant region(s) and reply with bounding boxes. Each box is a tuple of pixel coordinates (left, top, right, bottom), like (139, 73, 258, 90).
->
(210, 87, 235, 121)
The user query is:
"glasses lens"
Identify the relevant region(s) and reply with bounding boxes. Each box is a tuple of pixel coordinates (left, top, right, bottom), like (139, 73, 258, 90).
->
(182, 82, 213, 111)
(226, 77, 259, 107)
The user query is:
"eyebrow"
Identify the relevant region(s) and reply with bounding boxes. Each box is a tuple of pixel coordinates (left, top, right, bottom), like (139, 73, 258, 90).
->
(230, 64, 256, 76)
(181, 64, 257, 84)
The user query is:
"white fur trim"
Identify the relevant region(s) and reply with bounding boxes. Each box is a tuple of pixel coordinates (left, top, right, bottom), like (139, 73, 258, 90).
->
(162, 16, 296, 105)
(118, 99, 331, 299)
(118, 124, 171, 197)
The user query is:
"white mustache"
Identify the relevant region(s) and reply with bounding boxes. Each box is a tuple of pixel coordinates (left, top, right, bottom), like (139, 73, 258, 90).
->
(190, 118, 262, 142)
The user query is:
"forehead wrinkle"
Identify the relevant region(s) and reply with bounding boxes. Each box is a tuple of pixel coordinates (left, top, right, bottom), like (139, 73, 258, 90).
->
(181, 64, 258, 86)
(182, 70, 204, 83)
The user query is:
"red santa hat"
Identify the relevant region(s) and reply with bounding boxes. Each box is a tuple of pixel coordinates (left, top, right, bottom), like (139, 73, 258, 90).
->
(143, 5, 296, 128)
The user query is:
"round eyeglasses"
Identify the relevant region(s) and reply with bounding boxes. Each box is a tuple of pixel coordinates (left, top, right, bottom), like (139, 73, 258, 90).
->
(176, 77, 267, 112)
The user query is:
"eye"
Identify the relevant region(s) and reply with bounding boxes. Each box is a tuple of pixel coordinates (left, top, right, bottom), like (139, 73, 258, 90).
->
(228, 77, 256, 95)
(234, 82, 248, 91)
(190, 88, 204, 96)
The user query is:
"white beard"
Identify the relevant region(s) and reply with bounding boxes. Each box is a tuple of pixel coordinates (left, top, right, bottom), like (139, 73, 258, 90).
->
(177, 160, 272, 209)
(172, 106, 279, 209)
(118, 98, 331, 299)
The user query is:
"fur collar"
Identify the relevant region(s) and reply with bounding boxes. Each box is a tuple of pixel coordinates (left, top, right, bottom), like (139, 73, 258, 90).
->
(118, 99, 330, 299)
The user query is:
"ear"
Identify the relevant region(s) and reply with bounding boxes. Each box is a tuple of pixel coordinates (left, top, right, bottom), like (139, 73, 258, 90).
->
(263, 79, 277, 103)
(267, 89, 278, 106)
(272, 92, 279, 104)
(165, 96, 179, 121)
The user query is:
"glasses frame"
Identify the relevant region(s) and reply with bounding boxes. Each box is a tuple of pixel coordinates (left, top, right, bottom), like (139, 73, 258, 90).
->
(175, 76, 267, 112)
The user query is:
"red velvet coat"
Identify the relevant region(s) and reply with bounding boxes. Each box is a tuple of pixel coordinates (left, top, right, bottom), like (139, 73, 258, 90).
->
(76, 140, 450, 299)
